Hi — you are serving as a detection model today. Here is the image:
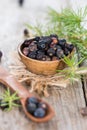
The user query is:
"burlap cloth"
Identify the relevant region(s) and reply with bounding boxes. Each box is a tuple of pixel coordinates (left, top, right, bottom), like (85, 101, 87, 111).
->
(7, 51, 87, 97)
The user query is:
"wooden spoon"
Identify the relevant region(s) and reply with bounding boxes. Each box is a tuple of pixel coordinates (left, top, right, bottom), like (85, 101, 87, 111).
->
(0, 66, 55, 123)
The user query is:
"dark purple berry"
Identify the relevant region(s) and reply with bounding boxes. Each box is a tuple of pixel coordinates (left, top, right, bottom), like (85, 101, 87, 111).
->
(40, 36, 50, 40)
(52, 45, 62, 51)
(65, 43, 74, 52)
(36, 54, 46, 61)
(28, 51, 36, 59)
(19, 0, 24, 6)
(56, 49, 64, 59)
(29, 42, 37, 52)
(64, 48, 70, 56)
(37, 40, 46, 50)
(34, 37, 40, 42)
(36, 53, 44, 60)
(23, 40, 31, 46)
(47, 48, 55, 57)
(41, 55, 46, 61)
(44, 38, 52, 44)
(24, 29, 29, 37)
(26, 102, 37, 114)
(37, 50, 45, 55)
(0, 51, 3, 60)
(27, 97, 39, 104)
(58, 39, 66, 48)
(22, 47, 29, 56)
(34, 108, 46, 118)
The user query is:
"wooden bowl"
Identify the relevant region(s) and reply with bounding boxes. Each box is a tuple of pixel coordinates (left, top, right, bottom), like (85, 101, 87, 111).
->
(18, 38, 74, 76)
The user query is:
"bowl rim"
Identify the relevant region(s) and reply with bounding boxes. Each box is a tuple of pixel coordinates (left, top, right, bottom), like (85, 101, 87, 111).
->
(18, 37, 75, 64)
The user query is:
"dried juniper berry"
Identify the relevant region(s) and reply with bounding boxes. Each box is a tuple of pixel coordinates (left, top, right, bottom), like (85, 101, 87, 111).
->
(36, 53, 46, 60)
(23, 40, 31, 46)
(58, 39, 66, 48)
(65, 43, 74, 52)
(34, 36, 40, 42)
(41, 55, 46, 61)
(36, 53, 44, 60)
(37, 54, 46, 61)
(24, 29, 29, 37)
(44, 37, 52, 44)
(64, 48, 70, 56)
(22, 47, 29, 56)
(29, 42, 37, 52)
(27, 97, 39, 104)
(52, 45, 62, 51)
(19, 0, 24, 6)
(0, 51, 3, 61)
(26, 102, 37, 114)
(34, 108, 46, 118)
(37, 50, 45, 55)
(28, 51, 37, 59)
(47, 48, 55, 57)
(26, 97, 48, 118)
(37, 40, 46, 50)
(56, 49, 64, 59)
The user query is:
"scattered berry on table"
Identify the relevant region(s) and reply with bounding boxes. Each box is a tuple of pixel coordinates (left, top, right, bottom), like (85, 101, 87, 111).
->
(24, 29, 29, 37)
(19, 0, 24, 6)
(0, 51, 3, 61)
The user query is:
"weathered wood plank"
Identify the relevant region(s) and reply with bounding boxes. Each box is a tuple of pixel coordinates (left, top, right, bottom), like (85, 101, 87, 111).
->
(0, 0, 87, 130)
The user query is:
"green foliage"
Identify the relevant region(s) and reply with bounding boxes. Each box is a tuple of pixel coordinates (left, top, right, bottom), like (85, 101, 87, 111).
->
(48, 7, 87, 58)
(0, 88, 20, 111)
(26, 6, 87, 58)
(57, 55, 86, 83)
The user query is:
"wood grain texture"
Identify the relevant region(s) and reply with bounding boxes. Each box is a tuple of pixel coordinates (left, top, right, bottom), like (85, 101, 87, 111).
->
(0, 0, 87, 130)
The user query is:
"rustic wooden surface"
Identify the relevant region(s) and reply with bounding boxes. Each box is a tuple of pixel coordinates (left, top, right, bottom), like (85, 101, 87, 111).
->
(0, 0, 87, 130)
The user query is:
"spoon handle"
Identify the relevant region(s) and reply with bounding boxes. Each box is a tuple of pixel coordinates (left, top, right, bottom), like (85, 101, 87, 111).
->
(0, 66, 31, 98)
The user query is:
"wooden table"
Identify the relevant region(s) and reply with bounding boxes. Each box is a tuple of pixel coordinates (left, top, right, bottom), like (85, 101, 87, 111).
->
(0, 0, 87, 130)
